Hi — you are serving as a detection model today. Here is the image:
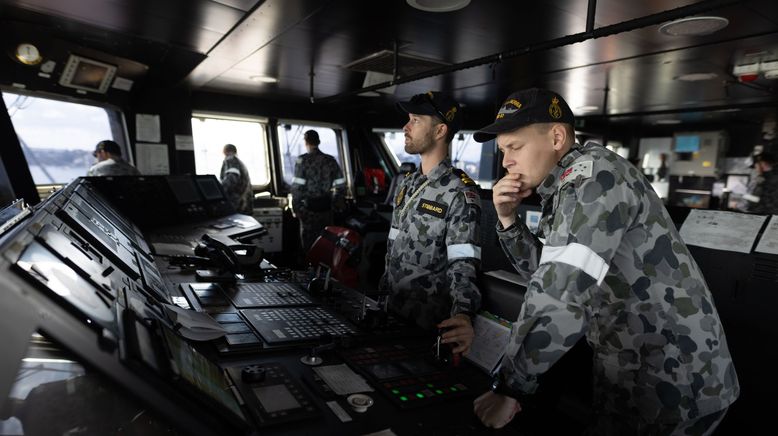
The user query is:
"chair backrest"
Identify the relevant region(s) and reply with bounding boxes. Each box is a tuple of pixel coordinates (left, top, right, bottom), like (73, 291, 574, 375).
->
(384, 162, 417, 204)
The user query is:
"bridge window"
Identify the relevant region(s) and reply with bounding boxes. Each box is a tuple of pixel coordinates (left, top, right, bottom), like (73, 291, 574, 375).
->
(276, 123, 343, 191)
(191, 114, 270, 187)
(2, 90, 122, 187)
(376, 129, 493, 188)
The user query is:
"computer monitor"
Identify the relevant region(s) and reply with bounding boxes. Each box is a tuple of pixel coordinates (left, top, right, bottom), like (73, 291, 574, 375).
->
(58, 54, 117, 94)
(196, 176, 225, 201)
(167, 177, 203, 204)
(674, 135, 701, 153)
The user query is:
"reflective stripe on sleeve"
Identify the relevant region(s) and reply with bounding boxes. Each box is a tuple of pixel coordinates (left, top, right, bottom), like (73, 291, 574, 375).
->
(332, 178, 346, 186)
(743, 194, 760, 203)
(447, 244, 481, 260)
(292, 177, 307, 185)
(388, 228, 399, 240)
(539, 243, 609, 285)
(224, 168, 241, 176)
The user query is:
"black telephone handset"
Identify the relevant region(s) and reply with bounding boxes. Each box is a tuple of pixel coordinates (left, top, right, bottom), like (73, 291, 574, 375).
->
(196, 234, 240, 273)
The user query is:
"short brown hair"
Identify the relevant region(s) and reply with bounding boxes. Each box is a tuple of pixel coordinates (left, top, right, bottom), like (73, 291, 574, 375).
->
(533, 123, 576, 145)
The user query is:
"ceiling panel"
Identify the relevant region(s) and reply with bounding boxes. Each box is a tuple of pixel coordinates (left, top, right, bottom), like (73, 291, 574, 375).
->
(3, 0, 778, 129)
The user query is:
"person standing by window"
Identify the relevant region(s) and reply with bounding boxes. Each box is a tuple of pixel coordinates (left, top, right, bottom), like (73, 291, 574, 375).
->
(220, 144, 253, 215)
(290, 130, 346, 252)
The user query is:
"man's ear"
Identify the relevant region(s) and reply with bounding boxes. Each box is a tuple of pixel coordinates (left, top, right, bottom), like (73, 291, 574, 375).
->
(436, 123, 448, 142)
(550, 124, 567, 151)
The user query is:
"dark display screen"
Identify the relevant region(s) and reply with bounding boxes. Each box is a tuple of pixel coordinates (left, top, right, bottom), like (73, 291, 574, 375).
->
(167, 178, 203, 204)
(254, 384, 301, 413)
(196, 177, 224, 201)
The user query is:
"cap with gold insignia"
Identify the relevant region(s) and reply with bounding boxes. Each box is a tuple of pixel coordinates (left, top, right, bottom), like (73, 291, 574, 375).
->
(473, 88, 575, 143)
(397, 91, 463, 134)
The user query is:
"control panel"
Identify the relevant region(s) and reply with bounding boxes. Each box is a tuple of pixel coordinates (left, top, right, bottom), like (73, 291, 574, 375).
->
(242, 307, 358, 345)
(253, 207, 283, 253)
(340, 344, 481, 410)
(227, 363, 319, 427)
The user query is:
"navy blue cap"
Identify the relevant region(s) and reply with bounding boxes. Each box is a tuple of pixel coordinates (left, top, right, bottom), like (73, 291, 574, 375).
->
(474, 88, 575, 143)
(397, 91, 462, 134)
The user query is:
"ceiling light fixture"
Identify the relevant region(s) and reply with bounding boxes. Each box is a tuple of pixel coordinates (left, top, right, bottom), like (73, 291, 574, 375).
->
(658, 16, 729, 36)
(654, 119, 682, 125)
(249, 75, 278, 83)
(674, 72, 718, 81)
(406, 0, 470, 12)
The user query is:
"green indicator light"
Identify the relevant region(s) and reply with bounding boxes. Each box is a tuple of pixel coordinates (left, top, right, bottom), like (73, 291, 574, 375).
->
(391, 389, 400, 395)
(400, 396, 408, 401)
(435, 389, 444, 394)
(450, 386, 458, 392)
(426, 383, 434, 388)
(416, 393, 425, 399)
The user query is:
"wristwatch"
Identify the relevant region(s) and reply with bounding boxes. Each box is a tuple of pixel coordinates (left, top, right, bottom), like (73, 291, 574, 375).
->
(490, 375, 534, 402)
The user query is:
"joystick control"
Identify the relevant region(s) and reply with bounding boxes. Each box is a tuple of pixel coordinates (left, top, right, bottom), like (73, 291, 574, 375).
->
(241, 365, 266, 383)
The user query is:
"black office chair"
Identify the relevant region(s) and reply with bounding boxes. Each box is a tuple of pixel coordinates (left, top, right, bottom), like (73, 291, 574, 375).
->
(384, 162, 417, 204)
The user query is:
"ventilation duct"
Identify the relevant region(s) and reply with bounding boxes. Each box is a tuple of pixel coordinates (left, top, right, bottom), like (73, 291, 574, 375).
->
(343, 49, 450, 77)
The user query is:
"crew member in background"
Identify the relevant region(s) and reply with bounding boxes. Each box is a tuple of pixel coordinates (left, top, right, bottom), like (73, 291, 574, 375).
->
(472, 87, 738, 434)
(220, 143, 253, 215)
(87, 140, 140, 176)
(380, 91, 482, 356)
(290, 130, 346, 252)
(745, 150, 778, 215)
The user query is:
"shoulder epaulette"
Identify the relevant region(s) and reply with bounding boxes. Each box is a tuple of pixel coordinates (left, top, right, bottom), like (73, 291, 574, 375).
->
(452, 168, 476, 186)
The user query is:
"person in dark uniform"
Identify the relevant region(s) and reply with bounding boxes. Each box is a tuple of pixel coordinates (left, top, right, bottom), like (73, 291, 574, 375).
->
(745, 151, 778, 215)
(87, 140, 140, 176)
(290, 130, 346, 252)
(472, 88, 738, 434)
(380, 91, 482, 355)
(220, 143, 253, 215)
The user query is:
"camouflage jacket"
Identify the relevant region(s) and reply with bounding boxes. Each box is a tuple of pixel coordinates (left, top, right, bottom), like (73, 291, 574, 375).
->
(496, 143, 739, 422)
(746, 168, 778, 215)
(86, 158, 140, 177)
(220, 155, 253, 215)
(290, 148, 345, 213)
(381, 158, 482, 330)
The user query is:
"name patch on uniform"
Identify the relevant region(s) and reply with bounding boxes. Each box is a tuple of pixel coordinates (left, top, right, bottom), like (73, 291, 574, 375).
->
(416, 200, 447, 218)
(560, 160, 593, 185)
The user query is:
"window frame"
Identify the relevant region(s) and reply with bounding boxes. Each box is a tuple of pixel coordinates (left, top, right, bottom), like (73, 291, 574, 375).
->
(191, 111, 271, 190)
(275, 119, 352, 197)
(1, 86, 130, 187)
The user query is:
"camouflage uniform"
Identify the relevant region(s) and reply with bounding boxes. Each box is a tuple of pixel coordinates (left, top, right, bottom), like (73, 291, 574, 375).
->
(746, 168, 778, 215)
(496, 142, 739, 427)
(380, 158, 482, 330)
(291, 148, 346, 251)
(220, 155, 253, 215)
(86, 158, 140, 176)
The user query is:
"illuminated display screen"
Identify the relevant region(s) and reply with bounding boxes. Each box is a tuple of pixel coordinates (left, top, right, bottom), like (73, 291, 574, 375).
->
(675, 135, 700, 153)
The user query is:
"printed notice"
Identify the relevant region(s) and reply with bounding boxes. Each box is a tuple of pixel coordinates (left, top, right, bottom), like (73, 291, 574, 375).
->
(136, 142, 169, 175)
(755, 215, 778, 255)
(680, 209, 767, 253)
(175, 134, 194, 151)
(136, 113, 161, 142)
(464, 311, 512, 374)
